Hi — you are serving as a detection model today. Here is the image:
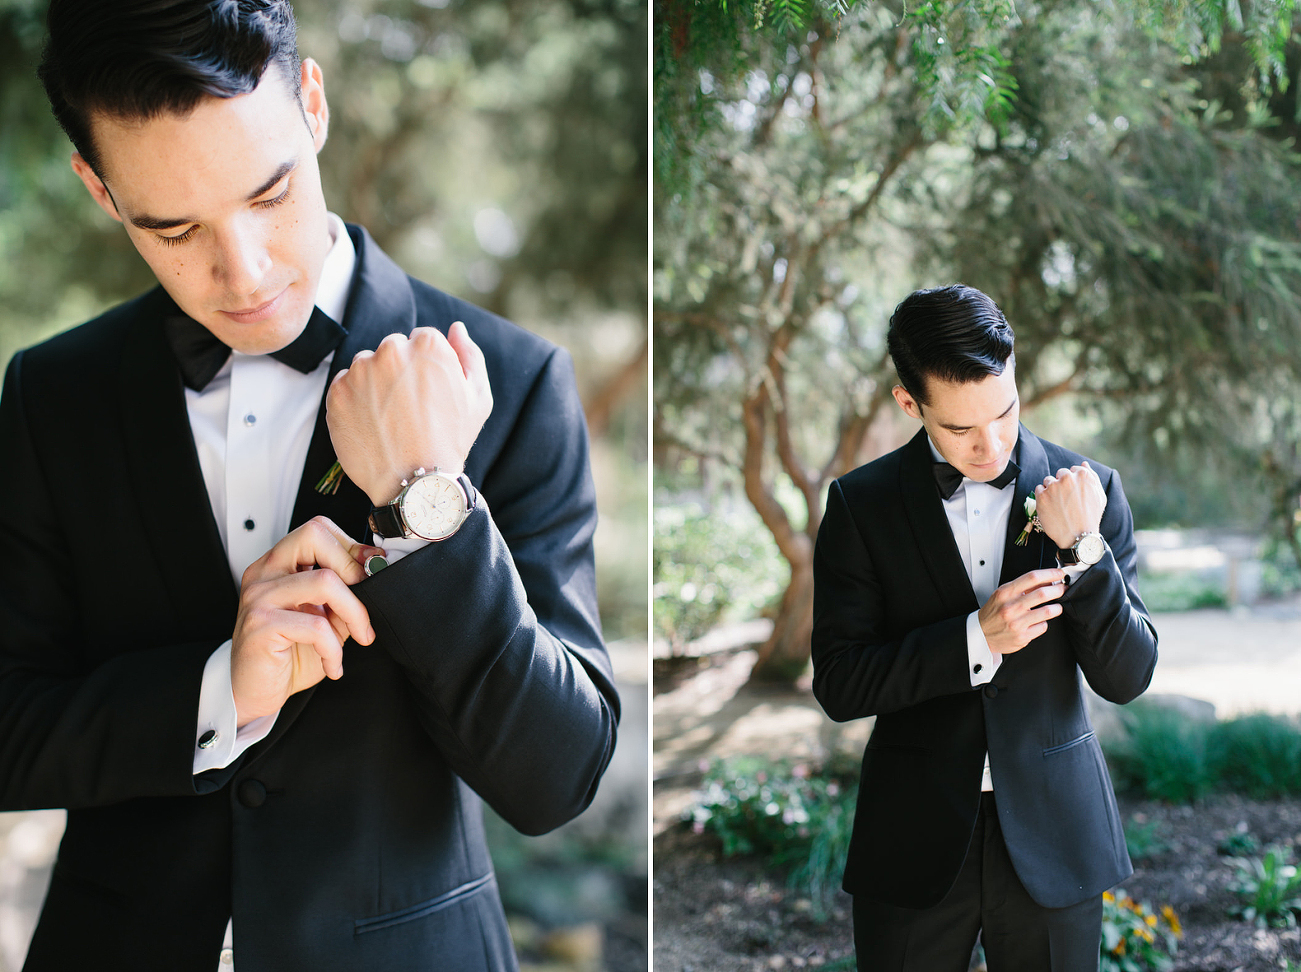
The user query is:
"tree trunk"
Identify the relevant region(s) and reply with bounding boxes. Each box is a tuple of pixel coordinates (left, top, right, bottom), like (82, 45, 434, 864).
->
(750, 540, 815, 682)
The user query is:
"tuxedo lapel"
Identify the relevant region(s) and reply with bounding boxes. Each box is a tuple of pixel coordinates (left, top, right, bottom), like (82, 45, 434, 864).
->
(898, 430, 979, 616)
(288, 224, 418, 538)
(117, 291, 238, 633)
(998, 424, 1053, 586)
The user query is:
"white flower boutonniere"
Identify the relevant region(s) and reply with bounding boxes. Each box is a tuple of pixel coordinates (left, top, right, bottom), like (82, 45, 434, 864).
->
(1015, 494, 1042, 546)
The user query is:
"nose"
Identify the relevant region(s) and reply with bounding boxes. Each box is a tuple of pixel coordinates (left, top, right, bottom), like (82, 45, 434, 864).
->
(975, 425, 999, 460)
(212, 219, 271, 298)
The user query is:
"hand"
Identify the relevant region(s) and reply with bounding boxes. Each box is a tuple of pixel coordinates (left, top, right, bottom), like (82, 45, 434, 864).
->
(978, 568, 1068, 654)
(1032, 462, 1107, 549)
(231, 517, 383, 727)
(326, 322, 493, 506)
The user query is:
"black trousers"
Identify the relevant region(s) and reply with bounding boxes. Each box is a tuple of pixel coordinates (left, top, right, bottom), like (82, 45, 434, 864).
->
(853, 793, 1103, 972)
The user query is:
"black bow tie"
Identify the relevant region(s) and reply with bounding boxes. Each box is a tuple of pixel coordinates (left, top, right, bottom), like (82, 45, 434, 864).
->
(164, 306, 347, 391)
(932, 458, 1020, 500)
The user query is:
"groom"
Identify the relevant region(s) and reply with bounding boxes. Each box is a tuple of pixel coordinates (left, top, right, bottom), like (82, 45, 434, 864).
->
(812, 285, 1158, 971)
(0, 1, 618, 969)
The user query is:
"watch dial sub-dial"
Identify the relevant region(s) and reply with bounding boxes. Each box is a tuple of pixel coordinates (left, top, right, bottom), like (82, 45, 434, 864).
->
(404, 476, 465, 539)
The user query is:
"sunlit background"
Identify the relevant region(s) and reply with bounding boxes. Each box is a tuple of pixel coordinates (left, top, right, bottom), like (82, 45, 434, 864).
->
(0, 1, 647, 970)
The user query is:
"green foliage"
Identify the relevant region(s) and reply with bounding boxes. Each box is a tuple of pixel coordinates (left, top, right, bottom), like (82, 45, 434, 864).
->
(1228, 847, 1301, 927)
(653, 501, 788, 649)
(1100, 889, 1181, 972)
(687, 756, 857, 915)
(1124, 815, 1169, 861)
(1218, 827, 1259, 857)
(1106, 704, 1214, 803)
(1206, 714, 1301, 799)
(1104, 706, 1301, 802)
(1136, 572, 1229, 611)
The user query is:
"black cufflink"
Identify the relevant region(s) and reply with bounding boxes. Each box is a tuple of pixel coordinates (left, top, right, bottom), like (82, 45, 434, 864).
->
(198, 729, 219, 750)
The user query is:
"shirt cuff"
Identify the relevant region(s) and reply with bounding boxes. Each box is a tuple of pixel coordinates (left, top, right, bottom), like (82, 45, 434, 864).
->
(193, 640, 279, 775)
(378, 537, 432, 565)
(1062, 562, 1092, 584)
(966, 611, 1002, 687)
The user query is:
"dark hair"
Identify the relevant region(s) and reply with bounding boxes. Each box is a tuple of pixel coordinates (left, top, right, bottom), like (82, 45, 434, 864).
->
(38, 0, 301, 177)
(886, 284, 1015, 405)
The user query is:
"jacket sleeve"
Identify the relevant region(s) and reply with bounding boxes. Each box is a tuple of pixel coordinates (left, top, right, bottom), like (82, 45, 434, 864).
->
(811, 478, 975, 721)
(351, 347, 619, 836)
(0, 351, 212, 811)
(1057, 467, 1158, 704)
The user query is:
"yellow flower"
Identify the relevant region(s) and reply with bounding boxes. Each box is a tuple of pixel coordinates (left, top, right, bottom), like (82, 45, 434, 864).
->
(1138, 927, 1154, 942)
(1112, 939, 1126, 955)
(1161, 905, 1183, 936)
(1103, 891, 1115, 902)
(1145, 914, 1157, 927)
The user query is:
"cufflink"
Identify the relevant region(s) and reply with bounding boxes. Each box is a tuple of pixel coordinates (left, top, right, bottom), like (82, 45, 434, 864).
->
(973, 663, 983, 674)
(198, 729, 219, 750)
(364, 554, 388, 577)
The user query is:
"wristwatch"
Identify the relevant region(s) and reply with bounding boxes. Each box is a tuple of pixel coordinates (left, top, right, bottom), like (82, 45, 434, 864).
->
(368, 467, 477, 541)
(1058, 531, 1106, 567)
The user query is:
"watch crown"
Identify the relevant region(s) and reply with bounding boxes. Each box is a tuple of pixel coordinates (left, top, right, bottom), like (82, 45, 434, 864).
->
(414, 467, 427, 477)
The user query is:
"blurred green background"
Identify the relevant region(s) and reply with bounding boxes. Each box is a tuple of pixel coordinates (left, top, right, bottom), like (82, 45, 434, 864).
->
(0, 1, 647, 970)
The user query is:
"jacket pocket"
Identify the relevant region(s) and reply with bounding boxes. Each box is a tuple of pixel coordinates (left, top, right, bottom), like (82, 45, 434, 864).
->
(1042, 730, 1094, 757)
(354, 873, 496, 935)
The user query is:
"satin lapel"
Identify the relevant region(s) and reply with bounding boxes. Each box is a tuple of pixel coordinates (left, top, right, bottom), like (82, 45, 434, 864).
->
(898, 429, 980, 616)
(117, 291, 238, 632)
(998, 425, 1053, 586)
(289, 224, 418, 539)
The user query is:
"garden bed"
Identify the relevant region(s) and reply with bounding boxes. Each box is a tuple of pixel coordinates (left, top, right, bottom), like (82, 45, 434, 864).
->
(653, 793, 1301, 971)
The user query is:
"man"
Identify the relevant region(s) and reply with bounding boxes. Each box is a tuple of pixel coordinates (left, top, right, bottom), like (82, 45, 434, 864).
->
(0, 2, 619, 970)
(811, 285, 1158, 971)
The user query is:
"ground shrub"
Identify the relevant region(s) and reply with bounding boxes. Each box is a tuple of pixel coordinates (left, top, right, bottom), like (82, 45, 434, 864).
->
(1103, 706, 1301, 802)
(1104, 703, 1213, 802)
(1228, 847, 1301, 927)
(686, 757, 856, 916)
(1100, 889, 1181, 972)
(653, 503, 787, 649)
(1206, 714, 1301, 798)
(1124, 815, 1168, 861)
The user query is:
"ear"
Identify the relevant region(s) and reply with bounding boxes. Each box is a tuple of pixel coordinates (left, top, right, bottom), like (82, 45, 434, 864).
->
(301, 58, 329, 153)
(70, 153, 123, 224)
(891, 384, 922, 421)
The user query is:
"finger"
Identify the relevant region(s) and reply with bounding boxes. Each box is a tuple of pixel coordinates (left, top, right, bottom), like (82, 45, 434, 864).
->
(1023, 582, 1067, 607)
(1023, 602, 1064, 626)
(1056, 467, 1071, 479)
(1042, 475, 1056, 487)
(1004, 568, 1068, 596)
(262, 568, 376, 646)
(260, 607, 346, 679)
(1034, 483, 1045, 496)
(447, 320, 486, 378)
(351, 348, 376, 364)
(265, 517, 369, 585)
(1023, 620, 1050, 641)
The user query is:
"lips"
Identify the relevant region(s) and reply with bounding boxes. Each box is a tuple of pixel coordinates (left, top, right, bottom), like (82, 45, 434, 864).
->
(220, 286, 289, 324)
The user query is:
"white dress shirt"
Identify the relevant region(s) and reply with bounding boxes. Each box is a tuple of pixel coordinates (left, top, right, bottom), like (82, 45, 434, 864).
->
(184, 213, 427, 967)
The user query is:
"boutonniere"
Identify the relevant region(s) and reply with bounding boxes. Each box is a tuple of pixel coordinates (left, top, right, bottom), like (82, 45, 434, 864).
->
(1014, 494, 1042, 546)
(315, 460, 346, 495)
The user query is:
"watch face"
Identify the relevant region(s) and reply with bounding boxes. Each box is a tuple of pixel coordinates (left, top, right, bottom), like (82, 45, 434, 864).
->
(402, 474, 467, 540)
(1078, 533, 1106, 565)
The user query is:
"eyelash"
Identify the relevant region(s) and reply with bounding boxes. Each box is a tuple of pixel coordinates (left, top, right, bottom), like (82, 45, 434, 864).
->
(156, 185, 291, 247)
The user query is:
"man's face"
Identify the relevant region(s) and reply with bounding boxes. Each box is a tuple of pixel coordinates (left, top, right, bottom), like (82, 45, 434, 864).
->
(71, 60, 332, 355)
(892, 363, 1020, 482)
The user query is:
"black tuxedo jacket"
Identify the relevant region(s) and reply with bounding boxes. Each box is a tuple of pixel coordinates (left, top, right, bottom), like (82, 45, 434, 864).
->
(811, 425, 1157, 911)
(0, 226, 620, 971)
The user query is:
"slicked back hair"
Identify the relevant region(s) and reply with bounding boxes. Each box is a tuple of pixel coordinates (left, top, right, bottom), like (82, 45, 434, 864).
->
(886, 285, 1015, 406)
(38, 0, 302, 177)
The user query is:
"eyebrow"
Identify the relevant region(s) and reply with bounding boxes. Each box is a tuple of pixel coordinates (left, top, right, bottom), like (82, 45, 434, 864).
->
(126, 159, 299, 231)
(939, 396, 1018, 432)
